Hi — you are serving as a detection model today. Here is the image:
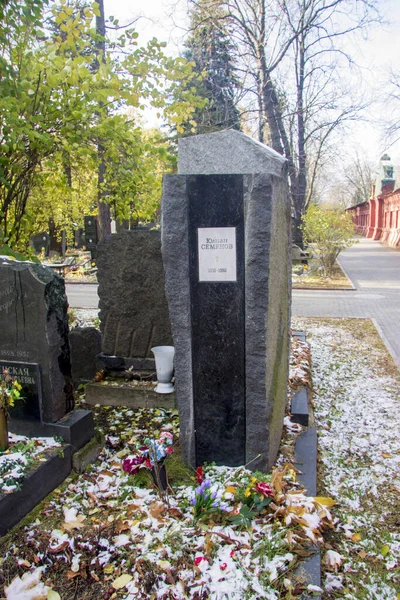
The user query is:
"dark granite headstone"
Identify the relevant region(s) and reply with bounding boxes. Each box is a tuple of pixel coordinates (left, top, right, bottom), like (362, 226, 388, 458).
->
(0, 258, 74, 422)
(162, 130, 291, 471)
(69, 327, 102, 386)
(29, 232, 50, 256)
(97, 230, 172, 367)
(0, 361, 42, 420)
(84, 216, 98, 258)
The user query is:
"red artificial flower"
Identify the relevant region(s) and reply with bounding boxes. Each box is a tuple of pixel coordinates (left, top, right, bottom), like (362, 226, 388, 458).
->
(122, 455, 145, 475)
(230, 550, 236, 559)
(254, 481, 275, 498)
(166, 446, 174, 455)
(220, 563, 227, 571)
(196, 466, 204, 484)
(194, 556, 204, 566)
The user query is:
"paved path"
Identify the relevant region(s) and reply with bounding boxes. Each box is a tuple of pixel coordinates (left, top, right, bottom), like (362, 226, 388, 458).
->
(292, 237, 400, 367)
(66, 238, 400, 366)
(66, 283, 99, 308)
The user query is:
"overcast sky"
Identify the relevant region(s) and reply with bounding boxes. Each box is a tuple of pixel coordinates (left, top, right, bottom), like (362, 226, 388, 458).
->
(104, 0, 400, 170)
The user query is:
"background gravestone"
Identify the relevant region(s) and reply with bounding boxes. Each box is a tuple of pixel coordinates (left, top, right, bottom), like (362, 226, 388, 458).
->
(84, 215, 98, 259)
(97, 229, 172, 368)
(0, 258, 74, 422)
(29, 232, 50, 256)
(69, 327, 102, 387)
(162, 130, 291, 471)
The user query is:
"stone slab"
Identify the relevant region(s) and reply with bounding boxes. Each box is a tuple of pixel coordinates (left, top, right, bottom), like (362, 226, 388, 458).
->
(97, 230, 172, 360)
(72, 432, 104, 473)
(188, 175, 246, 466)
(69, 327, 102, 386)
(292, 331, 307, 342)
(162, 171, 291, 471)
(0, 445, 72, 537)
(85, 382, 176, 409)
(294, 427, 318, 496)
(178, 130, 286, 177)
(8, 409, 94, 453)
(161, 176, 195, 466)
(291, 388, 309, 426)
(295, 548, 321, 599)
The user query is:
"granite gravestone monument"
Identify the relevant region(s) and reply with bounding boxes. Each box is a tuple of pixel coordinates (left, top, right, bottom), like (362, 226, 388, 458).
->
(97, 229, 173, 371)
(0, 258, 74, 423)
(84, 215, 98, 258)
(162, 130, 291, 471)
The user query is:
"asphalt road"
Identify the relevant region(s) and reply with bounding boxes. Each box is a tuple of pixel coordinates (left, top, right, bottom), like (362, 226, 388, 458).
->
(65, 237, 400, 366)
(66, 283, 99, 308)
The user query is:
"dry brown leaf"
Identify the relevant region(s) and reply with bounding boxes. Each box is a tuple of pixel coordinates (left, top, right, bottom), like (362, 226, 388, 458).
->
(18, 559, 31, 568)
(359, 550, 367, 559)
(63, 515, 86, 531)
(167, 508, 184, 519)
(48, 541, 69, 554)
(205, 534, 214, 558)
(149, 502, 166, 519)
(87, 491, 98, 505)
(66, 570, 80, 580)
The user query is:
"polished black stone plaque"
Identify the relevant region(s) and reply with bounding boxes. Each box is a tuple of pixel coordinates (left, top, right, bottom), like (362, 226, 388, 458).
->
(1, 361, 42, 421)
(188, 175, 245, 466)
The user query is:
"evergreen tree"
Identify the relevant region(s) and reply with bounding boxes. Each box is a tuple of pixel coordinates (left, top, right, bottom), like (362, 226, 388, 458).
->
(183, 0, 241, 134)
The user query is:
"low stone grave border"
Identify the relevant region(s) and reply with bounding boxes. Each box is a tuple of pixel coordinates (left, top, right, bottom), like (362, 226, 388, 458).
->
(291, 331, 321, 600)
(0, 445, 72, 537)
(85, 381, 177, 409)
(1, 410, 97, 538)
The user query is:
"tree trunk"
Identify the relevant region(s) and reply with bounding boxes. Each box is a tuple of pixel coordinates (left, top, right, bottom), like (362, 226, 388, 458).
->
(95, 0, 111, 241)
(0, 407, 9, 451)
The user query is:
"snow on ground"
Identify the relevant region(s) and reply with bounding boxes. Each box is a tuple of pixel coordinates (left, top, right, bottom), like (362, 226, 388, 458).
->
(0, 434, 64, 494)
(1, 319, 399, 599)
(293, 317, 400, 599)
(68, 309, 99, 329)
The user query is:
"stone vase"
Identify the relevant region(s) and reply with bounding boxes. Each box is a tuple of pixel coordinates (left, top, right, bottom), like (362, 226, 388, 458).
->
(0, 406, 9, 451)
(151, 346, 175, 394)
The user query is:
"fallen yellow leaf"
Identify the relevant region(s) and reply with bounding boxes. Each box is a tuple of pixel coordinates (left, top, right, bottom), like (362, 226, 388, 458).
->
(103, 564, 114, 574)
(351, 533, 361, 543)
(112, 574, 133, 590)
(382, 453, 393, 459)
(314, 497, 336, 508)
(381, 545, 390, 557)
(48, 591, 61, 600)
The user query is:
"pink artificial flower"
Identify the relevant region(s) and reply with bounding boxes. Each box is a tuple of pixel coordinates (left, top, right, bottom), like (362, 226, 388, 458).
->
(220, 563, 227, 571)
(166, 446, 174, 455)
(254, 481, 275, 498)
(160, 431, 173, 441)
